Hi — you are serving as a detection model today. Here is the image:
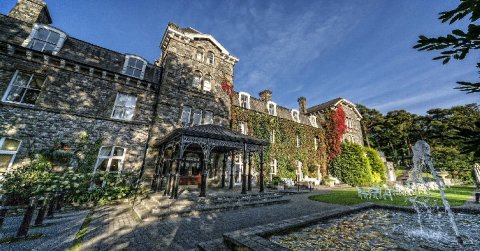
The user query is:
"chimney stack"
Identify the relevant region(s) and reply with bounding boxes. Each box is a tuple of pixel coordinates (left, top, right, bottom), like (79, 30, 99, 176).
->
(259, 90, 272, 102)
(298, 96, 307, 114)
(8, 0, 52, 24)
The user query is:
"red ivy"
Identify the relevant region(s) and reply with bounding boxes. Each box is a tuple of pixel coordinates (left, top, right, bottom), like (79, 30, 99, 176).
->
(221, 80, 234, 97)
(326, 104, 347, 162)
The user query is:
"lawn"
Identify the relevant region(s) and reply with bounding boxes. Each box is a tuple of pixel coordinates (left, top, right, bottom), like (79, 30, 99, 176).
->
(309, 186, 476, 206)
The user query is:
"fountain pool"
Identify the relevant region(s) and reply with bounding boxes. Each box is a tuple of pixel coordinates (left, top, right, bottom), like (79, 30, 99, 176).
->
(270, 209, 480, 251)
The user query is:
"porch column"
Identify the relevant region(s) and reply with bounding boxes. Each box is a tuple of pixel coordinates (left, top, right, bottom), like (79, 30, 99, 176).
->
(222, 153, 227, 188)
(241, 143, 247, 194)
(171, 158, 182, 199)
(260, 146, 265, 193)
(248, 152, 252, 191)
(229, 151, 234, 189)
(164, 160, 173, 196)
(200, 158, 209, 197)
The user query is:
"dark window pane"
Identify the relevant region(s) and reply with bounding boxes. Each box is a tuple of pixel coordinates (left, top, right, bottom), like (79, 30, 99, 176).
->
(96, 159, 109, 171)
(99, 147, 112, 157)
(113, 147, 124, 157)
(127, 58, 136, 67)
(35, 28, 49, 40)
(1, 139, 20, 151)
(13, 73, 30, 87)
(110, 159, 120, 172)
(22, 90, 40, 104)
(133, 69, 141, 78)
(135, 60, 144, 68)
(31, 40, 45, 51)
(30, 76, 44, 89)
(43, 43, 55, 53)
(0, 154, 13, 173)
(47, 31, 60, 44)
(6, 86, 26, 103)
(125, 67, 134, 76)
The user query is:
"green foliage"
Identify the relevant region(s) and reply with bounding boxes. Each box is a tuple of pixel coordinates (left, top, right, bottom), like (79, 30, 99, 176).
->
(232, 106, 327, 179)
(330, 143, 373, 186)
(432, 146, 473, 181)
(414, 0, 480, 93)
(364, 147, 387, 183)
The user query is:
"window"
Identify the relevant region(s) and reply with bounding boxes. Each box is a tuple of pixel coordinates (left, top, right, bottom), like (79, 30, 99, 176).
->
(2, 70, 45, 105)
(270, 130, 275, 143)
(24, 24, 67, 55)
(122, 55, 147, 79)
(180, 106, 192, 126)
(192, 109, 202, 126)
(239, 92, 250, 109)
(267, 101, 277, 116)
(270, 159, 277, 175)
(309, 115, 318, 127)
(192, 71, 202, 89)
(204, 111, 213, 125)
(196, 47, 204, 62)
(94, 146, 126, 177)
(0, 138, 21, 174)
(203, 74, 212, 92)
(314, 137, 319, 150)
(296, 134, 301, 148)
(207, 51, 215, 65)
(239, 122, 247, 135)
(111, 93, 137, 120)
(291, 109, 300, 122)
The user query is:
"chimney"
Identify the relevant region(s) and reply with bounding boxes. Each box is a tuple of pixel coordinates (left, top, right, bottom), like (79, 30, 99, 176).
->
(259, 90, 272, 102)
(8, 0, 52, 24)
(298, 96, 307, 114)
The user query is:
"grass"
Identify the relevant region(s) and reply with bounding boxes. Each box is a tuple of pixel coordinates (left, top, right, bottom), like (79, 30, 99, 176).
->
(68, 210, 94, 251)
(309, 186, 476, 206)
(0, 233, 43, 244)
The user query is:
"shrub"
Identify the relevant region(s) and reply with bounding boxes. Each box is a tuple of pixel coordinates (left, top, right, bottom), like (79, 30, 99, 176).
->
(364, 147, 387, 184)
(330, 143, 373, 186)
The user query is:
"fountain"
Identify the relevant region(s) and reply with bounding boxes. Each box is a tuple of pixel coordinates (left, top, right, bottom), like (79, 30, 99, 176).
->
(408, 140, 462, 244)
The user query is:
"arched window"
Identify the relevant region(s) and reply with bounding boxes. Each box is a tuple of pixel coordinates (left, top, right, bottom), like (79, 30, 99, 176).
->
(309, 115, 318, 127)
(0, 137, 21, 174)
(192, 71, 202, 89)
(207, 51, 215, 65)
(196, 47, 204, 62)
(203, 74, 212, 92)
(239, 92, 250, 109)
(267, 101, 277, 116)
(23, 24, 67, 55)
(122, 55, 147, 79)
(270, 159, 277, 175)
(291, 109, 300, 122)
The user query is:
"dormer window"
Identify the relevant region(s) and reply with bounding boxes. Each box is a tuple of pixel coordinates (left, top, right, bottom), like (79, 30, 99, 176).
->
(122, 55, 147, 79)
(203, 74, 212, 92)
(23, 24, 67, 55)
(207, 51, 215, 65)
(239, 92, 250, 109)
(309, 115, 318, 127)
(267, 101, 277, 116)
(291, 109, 300, 122)
(192, 71, 202, 89)
(196, 47, 204, 62)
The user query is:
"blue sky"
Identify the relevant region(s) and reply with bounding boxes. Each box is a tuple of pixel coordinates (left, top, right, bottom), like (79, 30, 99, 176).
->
(1, 0, 478, 114)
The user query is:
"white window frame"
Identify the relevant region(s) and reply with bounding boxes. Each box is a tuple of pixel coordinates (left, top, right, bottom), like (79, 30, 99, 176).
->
(0, 137, 21, 174)
(122, 55, 147, 80)
(207, 51, 215, 65)
(314, 137, 319, 150)
(270, 159, 277, 175)
(192, 71, 202, 90)
(22, 23, 67, 55)
(309, 115, 318, 127)
(203, 74, 212, 92)
(239, 92, 250, 109)
(203, 110, 213, 125)
(2, 70, 46, 106)
(296, 134, 301, 148)
(267, 101, 277, 116)
(239, 122, 247, 135)
(270, 130, 275, 143)
(196, 47, 205, 62)
(291, 109, 300, 122)
(111, 93, 137, 121)
(180, 106, 192, 126)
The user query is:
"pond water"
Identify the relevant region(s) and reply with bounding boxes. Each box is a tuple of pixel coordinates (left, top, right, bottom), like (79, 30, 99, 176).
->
(270, 209, 480, 251)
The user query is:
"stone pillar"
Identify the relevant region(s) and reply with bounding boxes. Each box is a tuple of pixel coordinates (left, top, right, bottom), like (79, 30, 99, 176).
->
(200, 158, 208, 197)
(241, 144, 247, 194)
(259, 90, 272, 102)
(260, 146, 265, 193)
(248, 153, 252, 191)
(298, 96, 307, 114)
(8, 0, 52, 24)
(34, 195, 49, 226)
(222, 153, 227, 188)
(229, 151, 234, 189)
(16, 197, 37, 238)
(172, 158, 182, 199)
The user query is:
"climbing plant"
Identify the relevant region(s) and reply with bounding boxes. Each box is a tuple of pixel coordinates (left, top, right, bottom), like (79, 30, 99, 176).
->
(231, 106, 327, 180)
(325, 104, 347, 164)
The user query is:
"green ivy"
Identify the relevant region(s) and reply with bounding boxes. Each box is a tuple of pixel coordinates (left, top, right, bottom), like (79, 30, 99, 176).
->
(330, 143, 373, 186)
(364, 147, 387, 183)
(231, 107, 327, 180)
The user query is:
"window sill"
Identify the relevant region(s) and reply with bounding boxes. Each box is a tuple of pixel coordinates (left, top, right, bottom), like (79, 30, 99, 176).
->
(1, 100, 35, 107)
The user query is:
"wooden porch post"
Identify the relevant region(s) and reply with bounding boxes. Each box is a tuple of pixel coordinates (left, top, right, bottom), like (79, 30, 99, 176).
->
(172, 158, 182, 199)
(222, 153, 227, 188)
(241, 143, 247, 194)
(200, 157, 208, 197)
(229, 151, 234, 189)
(164, 160, 173, 196)
(248, 152, 252, 191)
(260, 146, 265, 193)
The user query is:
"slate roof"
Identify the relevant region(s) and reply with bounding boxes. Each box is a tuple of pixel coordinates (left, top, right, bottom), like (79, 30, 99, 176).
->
(158, 124, 268, 146)
(306, 97, 343, 113)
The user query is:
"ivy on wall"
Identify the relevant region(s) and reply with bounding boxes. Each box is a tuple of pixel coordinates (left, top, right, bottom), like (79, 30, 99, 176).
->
(231, 106, 327, 180)
(324, 104, 347, 165)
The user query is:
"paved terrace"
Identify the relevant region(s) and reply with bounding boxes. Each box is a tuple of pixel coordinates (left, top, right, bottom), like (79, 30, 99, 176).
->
(79, 190, 342, 250)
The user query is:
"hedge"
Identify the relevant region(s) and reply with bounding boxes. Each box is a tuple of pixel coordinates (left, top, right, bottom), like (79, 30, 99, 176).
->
(364, 147, 387, 183)
(330, 143, 373, 186)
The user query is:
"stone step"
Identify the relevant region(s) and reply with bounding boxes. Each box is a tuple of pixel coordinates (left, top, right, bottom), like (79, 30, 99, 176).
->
(197, 238, 228, 251)
(201, 195, 284, 205)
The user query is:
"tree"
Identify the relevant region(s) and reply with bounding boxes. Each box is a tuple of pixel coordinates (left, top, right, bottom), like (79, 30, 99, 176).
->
(414, 0, 480, 93)
(330, 143, 373, 186)
(356, 104, 385, 148)
(364, 147, 387, 183)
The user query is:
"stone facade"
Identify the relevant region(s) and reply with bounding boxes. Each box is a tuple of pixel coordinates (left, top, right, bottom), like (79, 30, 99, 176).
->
(0, 1, 364, 184)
